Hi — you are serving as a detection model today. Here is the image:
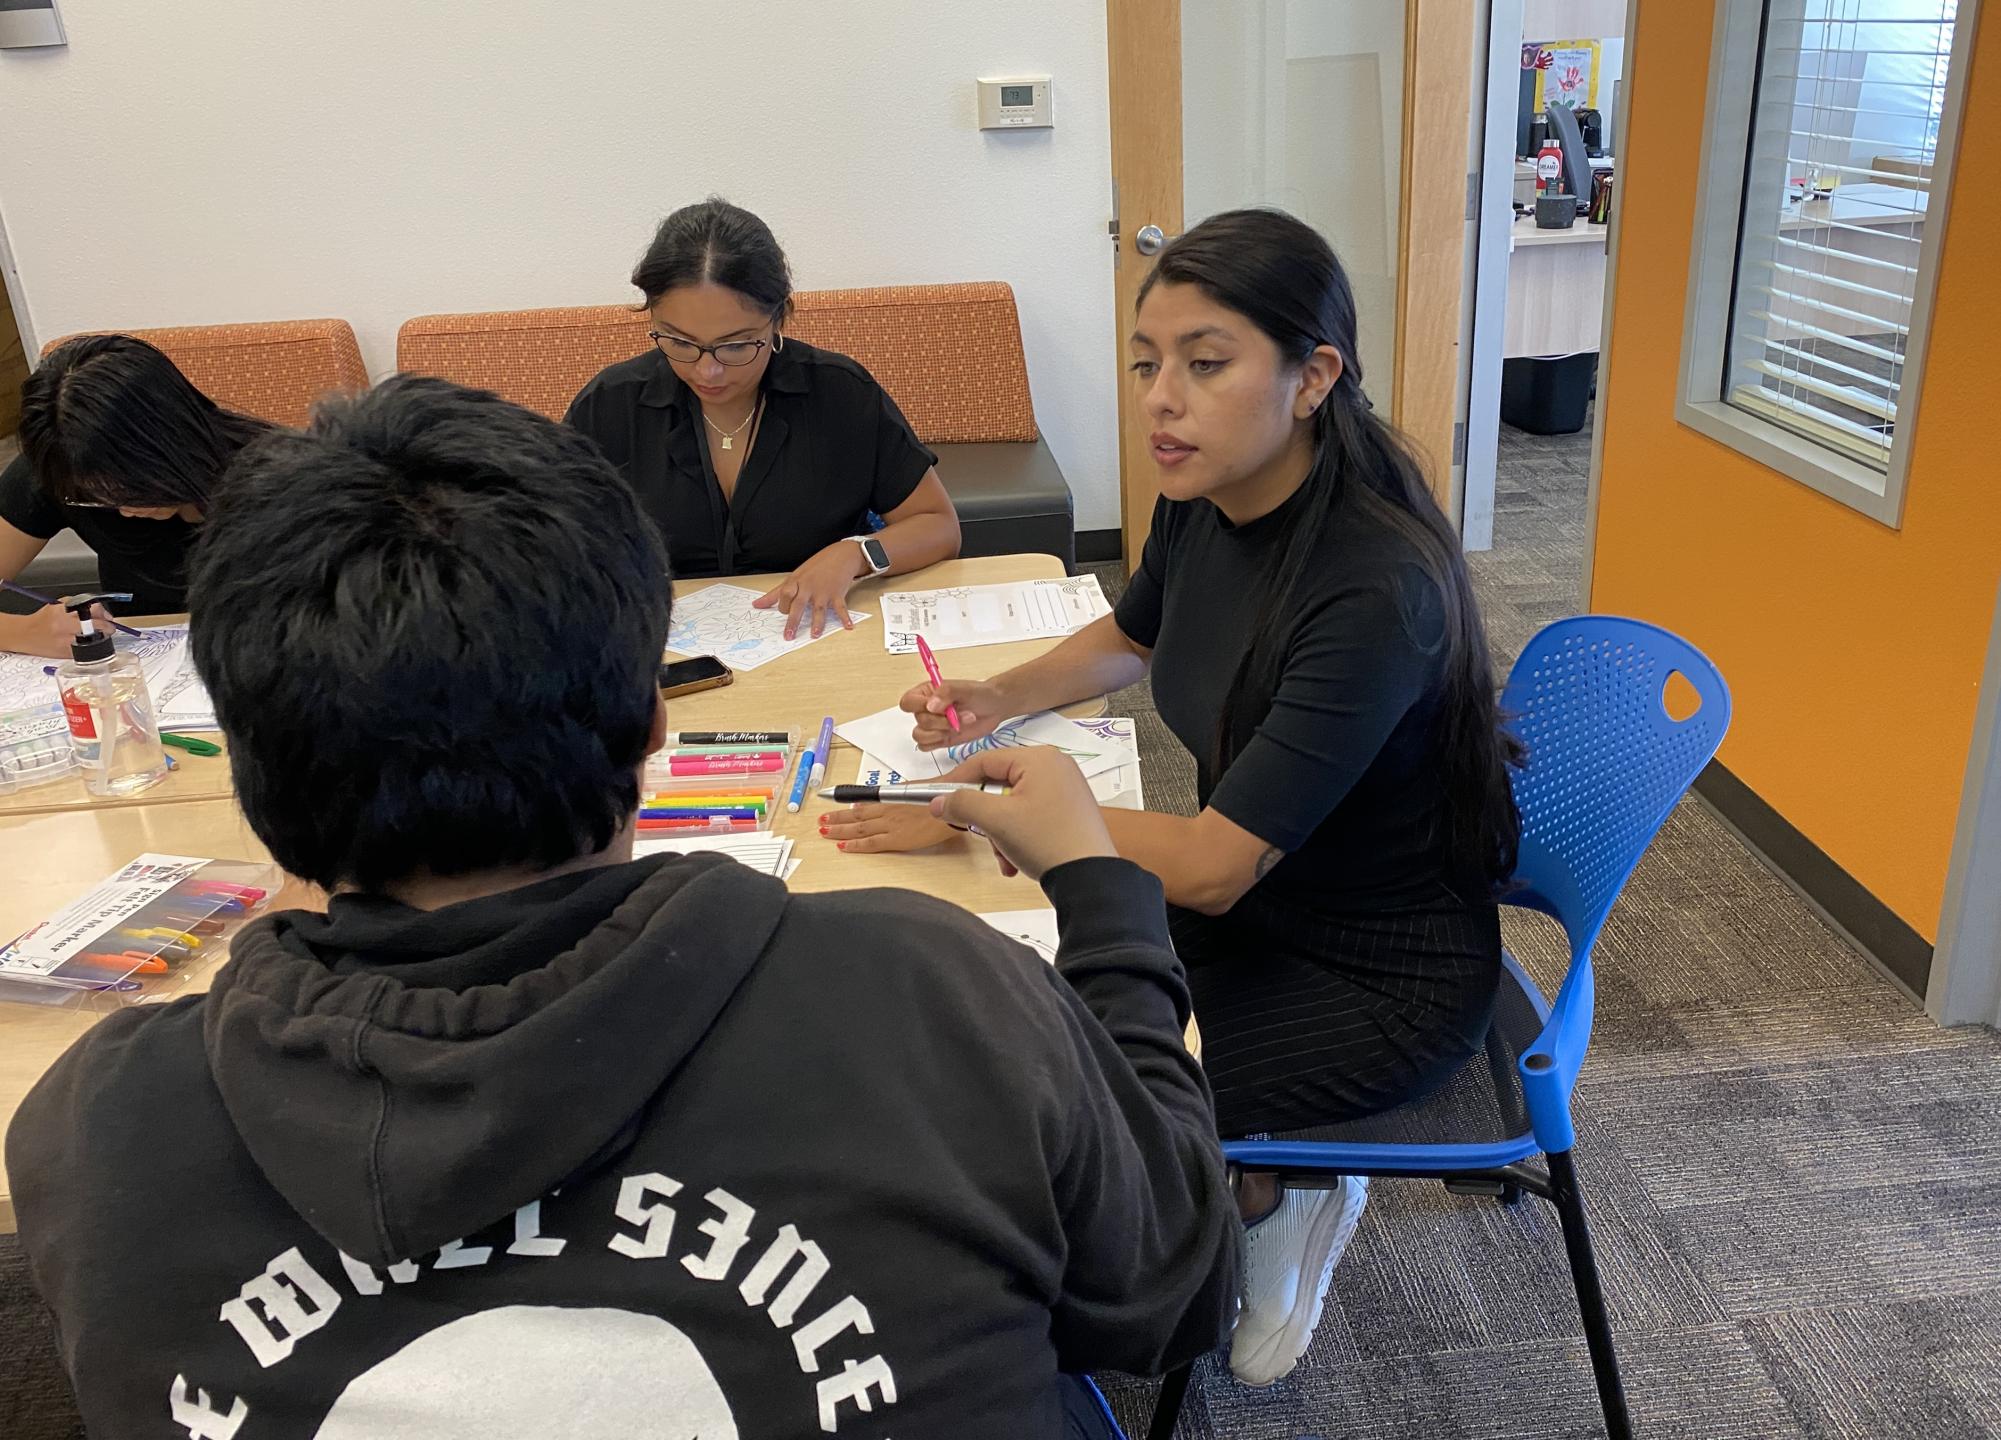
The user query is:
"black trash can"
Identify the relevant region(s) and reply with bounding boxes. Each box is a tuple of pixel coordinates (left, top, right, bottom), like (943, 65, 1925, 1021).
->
(1501, 352, 1596, 435)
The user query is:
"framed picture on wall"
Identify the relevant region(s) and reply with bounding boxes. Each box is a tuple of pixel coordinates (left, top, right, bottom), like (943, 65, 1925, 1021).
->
(1532, 39, 1601, 111)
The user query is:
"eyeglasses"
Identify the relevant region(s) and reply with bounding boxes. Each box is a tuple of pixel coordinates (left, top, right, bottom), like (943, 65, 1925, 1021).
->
(647, 332, 770, 367)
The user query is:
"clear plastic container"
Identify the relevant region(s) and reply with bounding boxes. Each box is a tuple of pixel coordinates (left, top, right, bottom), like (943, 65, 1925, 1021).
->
(641, 732, 797, 836)
(0, 856, 282, 1012)
(0, 701, 77, 795)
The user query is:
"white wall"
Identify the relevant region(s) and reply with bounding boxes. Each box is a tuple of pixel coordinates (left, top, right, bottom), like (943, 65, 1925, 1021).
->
(0, 2, 1123, 527)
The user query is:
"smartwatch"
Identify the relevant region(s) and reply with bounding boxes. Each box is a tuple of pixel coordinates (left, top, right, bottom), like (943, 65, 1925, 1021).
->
(850, 534, 891, 576)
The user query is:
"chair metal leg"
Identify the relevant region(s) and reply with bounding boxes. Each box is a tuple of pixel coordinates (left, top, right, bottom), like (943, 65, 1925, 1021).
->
(1147, 1362, 1193, 1440)
(1545, 1149, 1634, 1440)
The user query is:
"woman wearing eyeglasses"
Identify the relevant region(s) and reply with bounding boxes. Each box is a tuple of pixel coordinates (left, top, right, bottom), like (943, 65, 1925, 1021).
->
(565, 199, 961, 637)
(0, 334, 271, 658)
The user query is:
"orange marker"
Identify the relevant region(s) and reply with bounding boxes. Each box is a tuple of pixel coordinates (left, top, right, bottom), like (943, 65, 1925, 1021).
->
(76, 952, 169, 975)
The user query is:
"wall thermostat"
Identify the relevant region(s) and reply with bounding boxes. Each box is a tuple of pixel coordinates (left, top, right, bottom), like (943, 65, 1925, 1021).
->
(978, 76, 1053, 130)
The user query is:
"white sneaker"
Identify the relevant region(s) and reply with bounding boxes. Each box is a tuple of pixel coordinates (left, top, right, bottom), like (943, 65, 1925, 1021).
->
(1229, 1176, 1369, 1387)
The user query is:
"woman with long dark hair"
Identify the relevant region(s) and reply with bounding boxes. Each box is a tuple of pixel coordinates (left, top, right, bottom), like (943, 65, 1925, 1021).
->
(566, 198, 960, 637)
(824, 208, 1521, 1385)
(1, 334, 270, 657)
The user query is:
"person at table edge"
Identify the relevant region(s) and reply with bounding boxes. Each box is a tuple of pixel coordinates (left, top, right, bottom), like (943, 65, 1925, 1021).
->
(0, 334, 270, 657)
(566, 198, 961, 638)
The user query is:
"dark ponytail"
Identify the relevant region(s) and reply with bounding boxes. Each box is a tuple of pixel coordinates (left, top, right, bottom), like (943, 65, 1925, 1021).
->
(1139, 208, 1522, 887)
(631, 197, 794, 324)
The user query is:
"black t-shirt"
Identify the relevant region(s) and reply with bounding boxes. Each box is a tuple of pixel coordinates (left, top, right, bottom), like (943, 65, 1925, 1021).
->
(0, 452, 196, 612)
(564, 340, 937, 577)
(1116, 486, 1480, 916)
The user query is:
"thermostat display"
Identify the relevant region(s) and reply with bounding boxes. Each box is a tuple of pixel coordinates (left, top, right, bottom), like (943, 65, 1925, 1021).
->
(977, 76, 1053, 130)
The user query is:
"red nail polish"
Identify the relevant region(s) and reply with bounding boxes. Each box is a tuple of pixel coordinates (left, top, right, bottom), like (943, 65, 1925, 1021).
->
(837, 841, 848, 851)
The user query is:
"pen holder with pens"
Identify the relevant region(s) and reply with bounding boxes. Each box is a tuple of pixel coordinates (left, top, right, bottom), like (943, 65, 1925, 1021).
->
(641, 732, 798, 836)
(0, 855, 282, 1012)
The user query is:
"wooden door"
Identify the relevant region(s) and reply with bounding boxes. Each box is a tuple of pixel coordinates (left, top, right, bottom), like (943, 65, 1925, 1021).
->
(0, 276, 25, 438)
(1106, 0, 1184, 569)
(1106, 0, 1478, 569)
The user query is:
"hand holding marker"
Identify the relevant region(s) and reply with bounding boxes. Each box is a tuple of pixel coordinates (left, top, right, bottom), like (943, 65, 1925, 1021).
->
(925, 747, 1117, 882)
(914, 633, 959, 732)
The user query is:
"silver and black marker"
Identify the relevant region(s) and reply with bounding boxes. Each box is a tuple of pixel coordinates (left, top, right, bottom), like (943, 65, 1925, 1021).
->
(818, 782, 1009, 805)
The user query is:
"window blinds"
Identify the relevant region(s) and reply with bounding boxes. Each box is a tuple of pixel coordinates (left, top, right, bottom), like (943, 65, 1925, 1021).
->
(1724, 0, 1955, 471)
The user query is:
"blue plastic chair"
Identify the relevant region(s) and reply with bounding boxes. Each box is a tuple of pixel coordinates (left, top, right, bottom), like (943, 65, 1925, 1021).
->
(1144, 617, 1730, 1440)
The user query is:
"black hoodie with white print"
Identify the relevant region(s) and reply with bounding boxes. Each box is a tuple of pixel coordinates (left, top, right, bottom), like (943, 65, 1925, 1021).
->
(8, 852, 1238, 1438)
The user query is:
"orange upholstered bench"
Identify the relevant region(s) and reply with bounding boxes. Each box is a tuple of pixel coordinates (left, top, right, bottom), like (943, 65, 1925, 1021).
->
(396, 284, 1074, 567)
(40, 318, 368, 427)
(18, 319, 370, 599)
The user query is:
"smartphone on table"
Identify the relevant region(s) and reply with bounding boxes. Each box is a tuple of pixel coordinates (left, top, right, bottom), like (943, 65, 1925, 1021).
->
(657, 655, 734, 699)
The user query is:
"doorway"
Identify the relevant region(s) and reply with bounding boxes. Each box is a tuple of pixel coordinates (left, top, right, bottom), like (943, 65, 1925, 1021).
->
(1461, 0, 1631, 651)
(0, 226, 26, 460)
(1105, 0, 1480, 568)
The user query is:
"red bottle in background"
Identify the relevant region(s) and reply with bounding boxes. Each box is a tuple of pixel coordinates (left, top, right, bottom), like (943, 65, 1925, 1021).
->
(1536, 136, 1566, 198)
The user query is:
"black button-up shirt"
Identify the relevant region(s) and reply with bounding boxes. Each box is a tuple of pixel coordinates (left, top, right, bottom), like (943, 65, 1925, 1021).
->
(564, 339, 937, 577)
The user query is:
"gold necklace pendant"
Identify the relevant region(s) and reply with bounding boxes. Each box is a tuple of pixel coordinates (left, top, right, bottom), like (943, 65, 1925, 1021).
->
(704, 398, 759, 455)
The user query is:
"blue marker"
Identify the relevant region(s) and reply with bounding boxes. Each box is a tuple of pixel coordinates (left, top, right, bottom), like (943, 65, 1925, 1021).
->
(808, 715, 835, 791)
(639, 807, 759, 822)
(785, 739, 816, 814)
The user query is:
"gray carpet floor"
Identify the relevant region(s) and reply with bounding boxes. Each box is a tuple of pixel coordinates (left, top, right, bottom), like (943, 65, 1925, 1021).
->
(7, 422, 2001, 1438)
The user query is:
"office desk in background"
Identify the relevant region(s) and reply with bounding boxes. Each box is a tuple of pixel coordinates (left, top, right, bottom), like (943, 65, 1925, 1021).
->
(0, 552, 1107, 1232)
(1505, 214, 1609, 360)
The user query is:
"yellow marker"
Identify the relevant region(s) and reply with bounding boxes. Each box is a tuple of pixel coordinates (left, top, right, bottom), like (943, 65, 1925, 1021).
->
(123, 926, 203, 950)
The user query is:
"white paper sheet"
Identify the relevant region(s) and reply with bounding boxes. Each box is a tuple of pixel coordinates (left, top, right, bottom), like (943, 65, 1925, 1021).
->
(856, 717, 1144, 810)
(835, 705, 1137, 782)
(0, 624, 195, 720)
(977, 909, 1060, 965)
(149, 643, 219, 731)
(664, 584, 871, 672)
(631, 829, 796, 880)
(880, 575, 1110, 654)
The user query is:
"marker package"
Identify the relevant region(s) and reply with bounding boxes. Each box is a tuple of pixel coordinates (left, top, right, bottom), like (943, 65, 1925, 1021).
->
(0, 853, 282, 1012)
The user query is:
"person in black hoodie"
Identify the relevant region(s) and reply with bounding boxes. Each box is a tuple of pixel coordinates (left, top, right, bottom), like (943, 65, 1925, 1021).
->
(5, 376, 1239, 1439)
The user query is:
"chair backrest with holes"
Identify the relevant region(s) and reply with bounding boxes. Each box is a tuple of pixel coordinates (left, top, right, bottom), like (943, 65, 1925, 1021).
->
(1501, 616, 1732, 951)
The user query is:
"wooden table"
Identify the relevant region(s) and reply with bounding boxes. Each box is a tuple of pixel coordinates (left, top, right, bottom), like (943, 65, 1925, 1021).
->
(0, 554, 1100, 1231)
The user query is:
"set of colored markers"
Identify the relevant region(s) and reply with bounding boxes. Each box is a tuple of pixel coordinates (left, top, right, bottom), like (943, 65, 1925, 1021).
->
(639, 730, 802, 836)
(0, 855, 282, 1009)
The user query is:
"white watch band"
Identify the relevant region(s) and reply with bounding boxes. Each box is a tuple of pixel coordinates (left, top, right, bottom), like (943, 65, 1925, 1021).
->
(850, 535, 890, 575)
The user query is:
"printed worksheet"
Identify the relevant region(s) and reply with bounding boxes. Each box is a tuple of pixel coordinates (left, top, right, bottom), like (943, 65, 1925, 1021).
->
(150, 646, 218, 731)
(836, 705, 1137, 782)
(880, 575, 1110, 654)
(977, 910, 1060, 964)
(0, 625, 195, 720)
(665, 584, 872, 672)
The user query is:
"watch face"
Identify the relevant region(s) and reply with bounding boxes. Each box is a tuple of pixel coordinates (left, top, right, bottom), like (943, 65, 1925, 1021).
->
(863, 538, 890, 571)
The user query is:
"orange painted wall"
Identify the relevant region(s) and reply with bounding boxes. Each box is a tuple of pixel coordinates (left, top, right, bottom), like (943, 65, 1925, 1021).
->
(1589, 0, 2001, 940)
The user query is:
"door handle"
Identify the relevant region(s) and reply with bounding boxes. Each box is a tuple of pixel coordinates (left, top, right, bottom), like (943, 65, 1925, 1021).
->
(1134, 224, 1170, 257)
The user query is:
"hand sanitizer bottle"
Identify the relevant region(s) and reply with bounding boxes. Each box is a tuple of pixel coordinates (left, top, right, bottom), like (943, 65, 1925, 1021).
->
(54, 597, 168, 798)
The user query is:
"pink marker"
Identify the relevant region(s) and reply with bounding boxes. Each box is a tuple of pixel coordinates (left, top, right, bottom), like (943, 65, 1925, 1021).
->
(188, 880, 268, 903)
(668, 754, 786, 776)
(914, 633, 959, 733)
